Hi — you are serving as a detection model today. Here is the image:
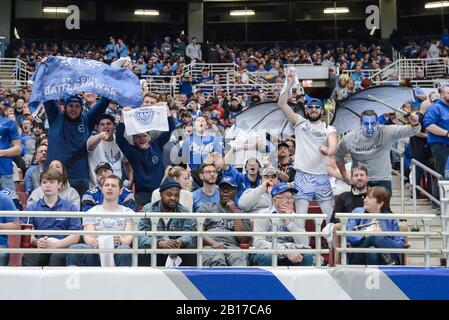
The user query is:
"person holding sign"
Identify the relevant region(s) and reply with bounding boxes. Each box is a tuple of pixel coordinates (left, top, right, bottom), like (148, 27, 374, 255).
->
(116, 105, 176, 207)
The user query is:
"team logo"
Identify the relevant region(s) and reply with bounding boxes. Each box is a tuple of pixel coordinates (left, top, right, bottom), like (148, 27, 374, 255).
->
(77, 124, 85, 133)
(152, 156, 159, 164)
(134, 109, 156, 125)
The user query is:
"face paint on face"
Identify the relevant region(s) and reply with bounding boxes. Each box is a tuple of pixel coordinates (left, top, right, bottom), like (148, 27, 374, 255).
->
(361, 115, 378, 137)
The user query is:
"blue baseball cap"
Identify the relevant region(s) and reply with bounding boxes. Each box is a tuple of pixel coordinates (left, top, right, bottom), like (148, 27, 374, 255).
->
(64, 95, 83, 106)
(306, 98, 323, 109)
(218, 176, 237, 189)
(271, 182, 297, 198)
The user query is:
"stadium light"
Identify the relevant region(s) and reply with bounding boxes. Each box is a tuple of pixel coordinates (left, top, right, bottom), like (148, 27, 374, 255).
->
(323, 7, 350, 14)
(425, 1, 449, 9)
(134, 9, 160, 16)
(42, 7, 70, 14)
(230, 10, 255, 16)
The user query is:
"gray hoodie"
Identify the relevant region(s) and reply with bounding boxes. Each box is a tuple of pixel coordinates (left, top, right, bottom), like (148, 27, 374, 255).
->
(238, 183, 272, 213)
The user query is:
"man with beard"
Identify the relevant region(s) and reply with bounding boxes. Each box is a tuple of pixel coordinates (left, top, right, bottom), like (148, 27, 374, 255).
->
(138, 177, 196, 266)
(197, 176, 252, 266)
(44, 95, 110, 197)
(277, 70, 337, 223)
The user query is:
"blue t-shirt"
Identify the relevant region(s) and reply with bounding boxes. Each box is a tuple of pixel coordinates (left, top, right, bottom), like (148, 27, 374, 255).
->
(423, 100, 449, 146)
(192, 187, 220, 212)
(25, 197, 81, 240)
(0, 192, 18, 248)
(0, 116, 20, 175)
(180, 134, 224, 169)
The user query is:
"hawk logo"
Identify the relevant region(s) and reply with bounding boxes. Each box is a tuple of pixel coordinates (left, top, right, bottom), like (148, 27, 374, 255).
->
(152, 156, 159, 164)
(134, 109, 155, 125)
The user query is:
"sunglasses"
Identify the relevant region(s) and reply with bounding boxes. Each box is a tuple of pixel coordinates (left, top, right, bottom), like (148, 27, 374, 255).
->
(306, 104, 322, 110)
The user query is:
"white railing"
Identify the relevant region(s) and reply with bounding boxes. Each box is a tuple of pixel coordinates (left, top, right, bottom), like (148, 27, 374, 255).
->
(341, 69, 380, 79)
(411, 159, 442, 231)
(0, 58, 32, 88)
(182, 62, 238, 80)
(141, 75, 180, 96)
(391, 148, 405, 214)
(192, 82, 281, 99)
(439, 181, 449, 266)
(336, 213, 439, 266)
(0, 211, 328, 267)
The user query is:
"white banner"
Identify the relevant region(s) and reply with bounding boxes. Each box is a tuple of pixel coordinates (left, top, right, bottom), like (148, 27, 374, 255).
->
(123, 106, 169, 136)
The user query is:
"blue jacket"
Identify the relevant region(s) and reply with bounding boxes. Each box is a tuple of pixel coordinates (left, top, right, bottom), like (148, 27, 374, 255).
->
(222, 165, 261, 201)
(0, 116, 20, 175)
(44, 97, 110, 180)
(81, 186, 135, 212)
(423, 99, 449, 146)
(0, 192, 18, 248)
(346, 207, 404, 248)
(138, 200, 196, 248)
(116, 117, 175, 193)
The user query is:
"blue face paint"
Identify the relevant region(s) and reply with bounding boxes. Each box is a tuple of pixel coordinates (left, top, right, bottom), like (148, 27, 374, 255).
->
(361, 115, 378, 137)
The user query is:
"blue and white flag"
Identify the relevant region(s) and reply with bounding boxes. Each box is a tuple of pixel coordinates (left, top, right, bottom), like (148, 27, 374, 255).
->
(123, 106, 169, 136)
(30, 56, 143, 108)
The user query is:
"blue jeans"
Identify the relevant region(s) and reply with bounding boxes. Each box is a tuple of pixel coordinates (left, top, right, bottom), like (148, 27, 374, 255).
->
(349, 236, 401, 265)
(0, 253, 9, 266)
(68, 178, 89, 199)
(430, 144, 449, 207)
(0, 175, 14, 191)
(250, 252, 314, 266)
(368, 180, 392, 195)
(66, 243, 132, 266)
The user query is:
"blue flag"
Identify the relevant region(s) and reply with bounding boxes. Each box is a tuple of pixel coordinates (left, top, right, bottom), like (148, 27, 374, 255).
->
(30, 56, 143, 108)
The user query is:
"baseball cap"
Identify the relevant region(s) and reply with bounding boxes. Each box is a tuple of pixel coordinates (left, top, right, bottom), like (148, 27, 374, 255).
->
(306, 98, 323, 109)
(64, 95, 83, 107)
(278, 141, 289, 149)
(159, 177, 181, 193)
(94, 162, 113, 174)
(229, 112, 238, 118)
(218, 176, 237, 189)
(261, 167, 278, 177)
(209, 113, 219, 120)
(271, 182, 298, 198)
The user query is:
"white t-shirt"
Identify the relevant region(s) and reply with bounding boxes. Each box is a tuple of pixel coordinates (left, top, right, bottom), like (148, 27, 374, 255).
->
(88, 138, 127, 188)
(293, 118, 336, 175)
(83, 205, 134, 231)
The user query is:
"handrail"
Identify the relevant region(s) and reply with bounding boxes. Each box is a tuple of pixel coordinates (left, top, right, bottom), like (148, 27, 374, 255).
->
(440, 183, 449, 266)
(391, 147, 405, 214)
(0, 211, 328, 267)
(411, 159, 443, 232)
(335, 212, 437, 266)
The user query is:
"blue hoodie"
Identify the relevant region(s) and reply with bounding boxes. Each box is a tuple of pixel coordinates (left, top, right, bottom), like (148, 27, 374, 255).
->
(44, 97, 110, 180)
(116, 116, 175, 194)
(423, 99, 449, 146)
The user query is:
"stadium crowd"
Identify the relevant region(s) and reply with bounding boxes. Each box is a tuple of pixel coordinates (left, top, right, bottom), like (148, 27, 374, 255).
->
(0, 35, 448, 268)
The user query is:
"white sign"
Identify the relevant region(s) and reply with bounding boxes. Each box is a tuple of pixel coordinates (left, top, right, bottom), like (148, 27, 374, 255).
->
(123, 106, 169, 136)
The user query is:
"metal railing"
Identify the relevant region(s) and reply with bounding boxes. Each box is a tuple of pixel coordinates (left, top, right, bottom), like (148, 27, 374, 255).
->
(0, 58, 32, 88)
(336, 213, 439, 266)
(182, 62, 238, 80)
(141, 75, 180, 96)
(411, 159, 442, 231)
(341, 69, 380, 79)
(0, 211, 328, 267)
(440, 181, 449, 266)
(192, 82, 281, 99)
(391, 148, 405, 214)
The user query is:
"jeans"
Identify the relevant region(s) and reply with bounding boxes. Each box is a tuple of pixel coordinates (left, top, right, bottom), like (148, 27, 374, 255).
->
(430, 144, 449, 207)
(368, 180, 392, 195)
(135, 191, 154, 208)
(0, 175, 15, 191)
(22, 253, 67, 266)
(68, 177, 89, 199)
(66, 243, 132, 266)
(250, 252, 314, 266)
(349, 236, 401, 265)
(0, 253, 9, 266)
